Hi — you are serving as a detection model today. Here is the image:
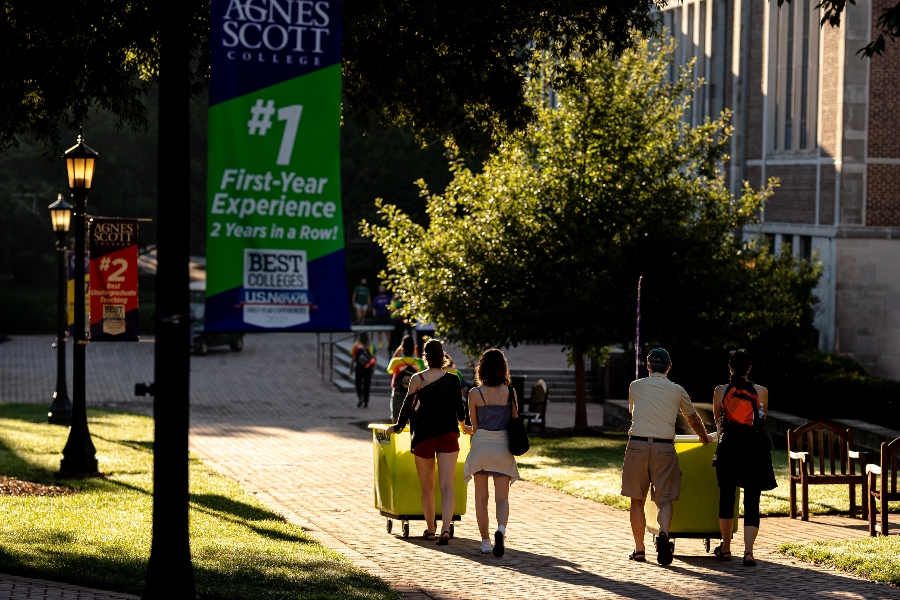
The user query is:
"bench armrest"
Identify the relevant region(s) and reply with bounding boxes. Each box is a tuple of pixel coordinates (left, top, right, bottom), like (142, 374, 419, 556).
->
(866, 464, 882, 475)
(789, 451, 808, 460)
(848, 450, 862, 459)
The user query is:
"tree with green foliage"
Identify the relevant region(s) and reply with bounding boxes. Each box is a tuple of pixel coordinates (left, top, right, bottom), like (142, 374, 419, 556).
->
(1, 0, 667, 152)
(1, 0, 895, 152)
(362, 41, 821, 431)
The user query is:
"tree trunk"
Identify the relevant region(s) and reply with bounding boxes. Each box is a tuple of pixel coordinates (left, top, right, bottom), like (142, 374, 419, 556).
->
(573, 346, 588, 432)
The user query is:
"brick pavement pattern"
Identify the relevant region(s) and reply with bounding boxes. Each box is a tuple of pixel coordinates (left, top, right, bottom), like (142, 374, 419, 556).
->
(0, 573, 138, 600)
(2, 334, 900, 599)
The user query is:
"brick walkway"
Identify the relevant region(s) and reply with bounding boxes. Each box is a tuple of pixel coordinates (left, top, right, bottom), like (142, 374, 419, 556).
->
(0, 573, 138, 599)
(2, 334, 899, 599)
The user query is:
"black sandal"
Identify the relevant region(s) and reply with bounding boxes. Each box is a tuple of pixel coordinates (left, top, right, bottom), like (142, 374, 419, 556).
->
(714, 545, 732, 561)
(743, 553, 757, 566)
(422, 530, 436, 541)
(437, 530, 450, 545)
(628, 550, 646, 562)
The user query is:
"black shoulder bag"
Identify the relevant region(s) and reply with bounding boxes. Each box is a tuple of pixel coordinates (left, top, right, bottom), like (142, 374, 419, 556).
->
(506, 386, 530, 456)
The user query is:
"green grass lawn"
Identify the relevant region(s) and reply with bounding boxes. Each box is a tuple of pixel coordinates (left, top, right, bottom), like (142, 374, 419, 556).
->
(0, 403, 398, 600)
(519, 433, 895, 516)
(780, 537, 900, 586)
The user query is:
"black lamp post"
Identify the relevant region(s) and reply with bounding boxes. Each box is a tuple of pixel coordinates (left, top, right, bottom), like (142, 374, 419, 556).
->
(48, 195, 72, 425)
(57, 134, 102, 477)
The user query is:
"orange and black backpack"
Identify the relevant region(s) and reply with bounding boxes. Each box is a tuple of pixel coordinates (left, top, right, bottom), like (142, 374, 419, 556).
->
(721, 381, 763, 429)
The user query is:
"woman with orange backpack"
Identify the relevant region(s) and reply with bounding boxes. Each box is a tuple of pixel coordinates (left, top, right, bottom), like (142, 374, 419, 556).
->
(711, 349, 777, 566)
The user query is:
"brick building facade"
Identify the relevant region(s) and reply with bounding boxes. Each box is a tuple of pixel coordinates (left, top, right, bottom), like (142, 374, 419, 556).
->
(660, 0, 900, 378)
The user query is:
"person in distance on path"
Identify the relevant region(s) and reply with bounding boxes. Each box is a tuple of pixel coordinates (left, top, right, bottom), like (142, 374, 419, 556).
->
(386, 336, 424, 423)
(712, 349, 776, 566)
(351, 278, 371, 325)
(390, 339, 467, 544)
(371, 286, 392, 350)
(349, 331, 376, 408)
(620, 348, 710, 565)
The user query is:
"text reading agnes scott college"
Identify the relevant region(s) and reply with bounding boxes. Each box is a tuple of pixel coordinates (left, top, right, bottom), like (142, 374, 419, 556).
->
(205, 0, 348, 332)
(220, 0, 332, 65)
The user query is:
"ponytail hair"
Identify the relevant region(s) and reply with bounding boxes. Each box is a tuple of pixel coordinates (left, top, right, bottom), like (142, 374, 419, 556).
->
(423, 339, 450, 369)
(728, 349, 752, 384)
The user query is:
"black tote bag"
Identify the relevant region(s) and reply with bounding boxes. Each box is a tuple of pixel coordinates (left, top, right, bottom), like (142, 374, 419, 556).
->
(507, 386, 530, 456)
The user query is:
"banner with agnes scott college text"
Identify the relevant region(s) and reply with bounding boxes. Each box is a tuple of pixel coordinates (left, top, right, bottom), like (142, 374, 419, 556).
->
(89, 218, 139, 341)
(205, 0, 350, 332)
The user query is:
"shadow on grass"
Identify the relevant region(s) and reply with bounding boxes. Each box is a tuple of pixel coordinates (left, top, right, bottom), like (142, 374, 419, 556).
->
(526, 434, 629, 469)
(91, 434, 154, 453)
(190, 493, 315, 545)
(191, 493, 282, 522)
(0, 434, 58, 485)
(0, 543, 397, 600)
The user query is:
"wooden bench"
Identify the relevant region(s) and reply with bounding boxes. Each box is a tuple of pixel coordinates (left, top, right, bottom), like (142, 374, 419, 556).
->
(787, 421, 868, 521)
(520, 379, 548, 433)
(867, 437, 900, 536)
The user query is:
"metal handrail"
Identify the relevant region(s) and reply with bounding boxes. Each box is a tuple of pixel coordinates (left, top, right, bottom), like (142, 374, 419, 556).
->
(321, 332, 356, 381)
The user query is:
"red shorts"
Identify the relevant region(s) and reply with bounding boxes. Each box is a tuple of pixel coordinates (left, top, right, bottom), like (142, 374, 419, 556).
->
(412, 432, 460, 459)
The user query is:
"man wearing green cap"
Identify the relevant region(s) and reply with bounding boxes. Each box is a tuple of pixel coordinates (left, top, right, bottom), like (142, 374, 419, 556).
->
(621, 348, 710, 566)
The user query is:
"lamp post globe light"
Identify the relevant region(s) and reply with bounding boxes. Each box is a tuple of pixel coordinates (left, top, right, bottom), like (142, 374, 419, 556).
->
(57, 133, 102, 477)
(48, 195, 72, 425)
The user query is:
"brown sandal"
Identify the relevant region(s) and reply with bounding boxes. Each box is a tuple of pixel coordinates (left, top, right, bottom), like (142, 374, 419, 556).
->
(714, 545, 732, 561)
(436, 530, 450, 545)
(743, 553, 757, 566)
(422, 530, 436, 541)
(628, 550, 646, 562)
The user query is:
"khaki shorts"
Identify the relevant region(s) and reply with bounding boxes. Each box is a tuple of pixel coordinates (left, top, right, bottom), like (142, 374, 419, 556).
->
(620, 439, 681, 502)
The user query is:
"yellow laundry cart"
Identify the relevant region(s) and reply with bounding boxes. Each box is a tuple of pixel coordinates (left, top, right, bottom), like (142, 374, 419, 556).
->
(645, 434, 739, 553)
(369, 424, 470, 538)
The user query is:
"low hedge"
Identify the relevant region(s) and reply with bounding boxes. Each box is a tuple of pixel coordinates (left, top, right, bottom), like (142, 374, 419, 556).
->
(0, 289, 56, 334)
(0, 289, 155, 337)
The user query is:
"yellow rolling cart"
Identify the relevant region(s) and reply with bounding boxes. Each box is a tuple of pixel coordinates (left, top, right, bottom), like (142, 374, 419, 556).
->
(368, 424, 470, 538)
(645, 434, 739, 553)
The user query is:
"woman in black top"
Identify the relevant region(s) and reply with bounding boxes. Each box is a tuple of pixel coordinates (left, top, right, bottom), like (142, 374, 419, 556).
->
(391, 339, 467, 544)
(713, 349, 777, 566)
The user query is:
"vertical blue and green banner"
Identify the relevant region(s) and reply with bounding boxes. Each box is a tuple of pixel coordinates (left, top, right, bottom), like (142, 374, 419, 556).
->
(205, 0, 349, 332)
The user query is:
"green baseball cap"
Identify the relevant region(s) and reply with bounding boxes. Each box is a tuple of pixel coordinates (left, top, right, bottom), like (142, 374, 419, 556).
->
(646, 348, 671, 364)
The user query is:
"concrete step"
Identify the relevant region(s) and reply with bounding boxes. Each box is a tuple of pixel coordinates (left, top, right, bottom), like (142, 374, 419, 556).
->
(329, 339, 601, 399)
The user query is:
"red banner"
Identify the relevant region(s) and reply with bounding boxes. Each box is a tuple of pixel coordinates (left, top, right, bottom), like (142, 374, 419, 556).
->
(89, 218, 139, 341)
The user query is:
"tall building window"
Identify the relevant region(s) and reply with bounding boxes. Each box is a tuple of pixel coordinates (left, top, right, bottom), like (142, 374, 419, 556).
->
(769, 1, 819, 153)
(658, 1, 728, 127)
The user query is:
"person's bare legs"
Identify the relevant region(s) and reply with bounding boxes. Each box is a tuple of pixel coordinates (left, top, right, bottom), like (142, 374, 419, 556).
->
(655, 500, 673, 535)
(474, 474, 490, 539)
(719, 518, 734, 553)
(436, 451, 458, 535)
(493, 476, 511, 529)
(414, 455, 436, 533)
(629, 497, 646, 552)
(744, 526, 759, 559)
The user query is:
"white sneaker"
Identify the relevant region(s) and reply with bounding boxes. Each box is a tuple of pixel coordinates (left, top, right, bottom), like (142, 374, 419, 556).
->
(479, 540, 493, 554)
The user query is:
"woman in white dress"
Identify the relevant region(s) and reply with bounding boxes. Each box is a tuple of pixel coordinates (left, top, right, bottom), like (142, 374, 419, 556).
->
(463, 349, 519, 556)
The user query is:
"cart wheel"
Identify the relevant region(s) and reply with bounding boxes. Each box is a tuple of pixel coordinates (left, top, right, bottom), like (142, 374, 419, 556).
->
(703, 539, 710, 553)
(449, 524, 455, 539)
(401, 521, 409, 538)
(670, 540, 675, 553)
(386, 519, 393, 534)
